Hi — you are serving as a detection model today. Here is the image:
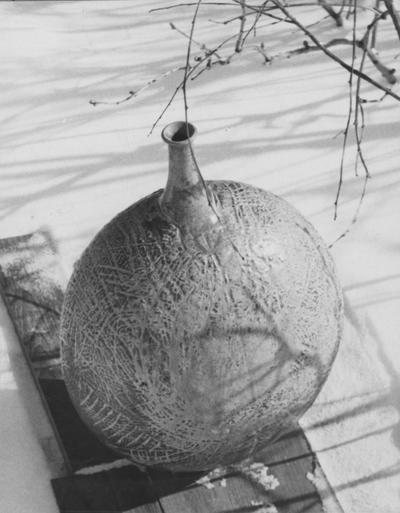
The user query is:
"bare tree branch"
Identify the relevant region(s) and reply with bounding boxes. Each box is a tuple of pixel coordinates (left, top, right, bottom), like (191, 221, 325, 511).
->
(170, 21, 224, 59)
(98, 0, 399, 244)
(150, 2, 232, 13)
(382, 0, 400, 41)
(328, 172, 370, 247)
(241, 0, 270, 43)
(255, 34, 397, 84)
(334, 0, 358, 220)
(244, 0, 400, 101)
(148, 31, 240, 134)
(182, 0, 221, 214)
(89, 66, 185, 107)
(235, 0, 248, 51)
(318, 0, 343, 26)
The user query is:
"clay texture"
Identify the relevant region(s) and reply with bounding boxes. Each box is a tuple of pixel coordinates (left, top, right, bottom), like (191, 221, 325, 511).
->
(61, 122, 343, 472)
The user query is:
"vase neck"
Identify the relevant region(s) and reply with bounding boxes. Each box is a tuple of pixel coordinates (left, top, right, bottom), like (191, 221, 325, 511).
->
(159, 121, 219, 235)
(165, 142, 200, 194)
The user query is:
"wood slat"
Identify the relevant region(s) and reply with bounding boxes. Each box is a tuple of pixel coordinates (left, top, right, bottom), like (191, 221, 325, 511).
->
(0, 230, 64, 376)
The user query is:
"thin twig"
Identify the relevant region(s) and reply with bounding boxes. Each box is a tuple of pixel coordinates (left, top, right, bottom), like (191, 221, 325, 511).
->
(254, 41, 272, 63)
(150, 2, 232, 13)
(328, 172, 370, 247)
(213, 9, 257, 25)
(182, 0, 218, 212)
(360, 91, 389, 102)
(331, 3, 372, 243)
(303, 13, 330, 28)
(148, 32, 239, 135)
(382, 0, 400, 41)
(371, 0, 382, 49)
(89, 66, 184, 107)
(235, 0, 248, 52)
(363, 45, 397, 84)
(354, 48, 367, 177)
(182, 0, 203, 127)
(242, 0, 270, 44)
(149, 85, 183, 136)
(318, 0, 343, 26)
(170, 21, 223, 59)
(153, 1, 380, 13)
(255, 34, 397, 80)
(361, 9, 397, 83)
(354, 34, 371, 179)
(334, 0, 358, 219)
(337, 0, 347, 17)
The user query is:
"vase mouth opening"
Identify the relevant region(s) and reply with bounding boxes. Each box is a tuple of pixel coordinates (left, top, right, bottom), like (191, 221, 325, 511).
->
(162, 121, 197, 146)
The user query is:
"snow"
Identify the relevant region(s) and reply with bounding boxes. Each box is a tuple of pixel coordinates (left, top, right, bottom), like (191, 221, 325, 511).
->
(1, 1, 400, 512)
(250, 503, 279, 513)
(75, 458, 133, 475)
(0, 299, 59, 513)
(239, 462, 280, 491)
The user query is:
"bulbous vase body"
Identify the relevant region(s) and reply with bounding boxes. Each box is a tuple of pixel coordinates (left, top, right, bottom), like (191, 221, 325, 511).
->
(61, 122, 343, 472)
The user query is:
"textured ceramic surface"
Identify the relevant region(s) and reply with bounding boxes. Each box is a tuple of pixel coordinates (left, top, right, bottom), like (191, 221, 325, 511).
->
(61, 121, 343, 472)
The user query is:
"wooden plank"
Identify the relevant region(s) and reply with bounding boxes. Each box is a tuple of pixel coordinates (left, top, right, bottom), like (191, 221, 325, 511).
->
(52, 466, 204, 513)
(0, 230, 70, 477)
(157, 430, 323, 513)
(0, 230, 64, 376)
(0, 230, 341, 513)
(260, 430, 324, 513)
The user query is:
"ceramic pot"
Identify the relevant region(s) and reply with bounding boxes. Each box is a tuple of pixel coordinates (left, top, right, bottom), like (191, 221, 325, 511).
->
(60, 121, 343, 472)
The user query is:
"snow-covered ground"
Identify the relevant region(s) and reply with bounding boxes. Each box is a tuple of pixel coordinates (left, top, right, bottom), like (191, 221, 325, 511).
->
(1, 1, 399, 512)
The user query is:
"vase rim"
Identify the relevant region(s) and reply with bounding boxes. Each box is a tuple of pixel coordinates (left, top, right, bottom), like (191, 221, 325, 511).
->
(162, 121, 197, 146)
